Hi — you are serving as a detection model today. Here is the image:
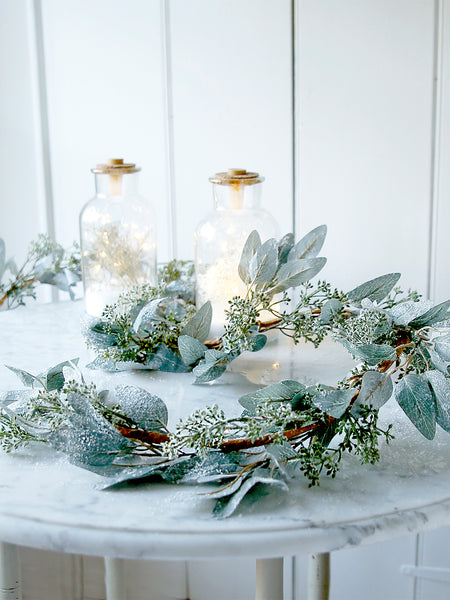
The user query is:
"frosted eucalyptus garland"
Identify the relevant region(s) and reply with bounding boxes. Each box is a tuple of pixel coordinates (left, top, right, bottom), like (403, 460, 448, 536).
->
(1, 227, 450, 517)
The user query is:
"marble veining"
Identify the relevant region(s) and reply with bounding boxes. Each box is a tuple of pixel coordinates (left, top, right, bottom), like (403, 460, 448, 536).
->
(0, 301, 449, 559)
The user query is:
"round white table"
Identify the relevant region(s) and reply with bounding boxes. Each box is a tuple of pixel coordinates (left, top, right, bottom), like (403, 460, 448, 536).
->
(1, 301, 450, 600)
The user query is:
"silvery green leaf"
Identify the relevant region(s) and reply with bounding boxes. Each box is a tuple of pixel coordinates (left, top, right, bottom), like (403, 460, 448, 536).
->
(101, 456, 198, 488)
(193, 361, 228, 383)
(181, 301, 212, 342)
(249, 238, 278, 285)
(319, 298, 343, 324)
(395, 374, 436, 440)
(144, 345, 188, 373)
(213, 469, 288, 519)
(409, 300, 450, 328)
(287, 224, 327, 261)
(133, 298, 165, 333)
(178, 335, 207, 366)
(426, 348, 449, 375)
(311, 389, 354, 418)
(100, 463, 168, 487)
(347, 273, 401, 306)
(239, 380, 305, 414)
(238, 230, 261, 284)
(351, 371, 393, 416)
(181, 452, 241, 484)
(115, 384, 168, 431)
(270, 257, 327, 294)
(265, 443, 298, 479)
(81, 315, 120, 349)
(338, 339, 396, 366)
(45, 358, 79, 391)
(0, 389, 36, 406)
(248, 334, 267, 352)
(425, 370, 450, 432)
(207, 475, 247, 499)
(277, 233, 295, 265)
(435, 334, 450, 362)
(5, 365, 43, 388)
(388, 300, 432, 327)
(0, 239, 5, 276)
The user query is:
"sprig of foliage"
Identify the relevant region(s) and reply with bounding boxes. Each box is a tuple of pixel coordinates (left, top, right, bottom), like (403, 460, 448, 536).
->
(0, 234, 81, 309)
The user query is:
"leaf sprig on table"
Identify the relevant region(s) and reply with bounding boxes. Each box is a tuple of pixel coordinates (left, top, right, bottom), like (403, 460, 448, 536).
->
(1, 226, 450, 517)
(0, 234, 81, 309)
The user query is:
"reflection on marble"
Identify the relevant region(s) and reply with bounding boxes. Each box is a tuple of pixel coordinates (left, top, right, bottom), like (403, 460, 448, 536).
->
(0, 301, 449, 560)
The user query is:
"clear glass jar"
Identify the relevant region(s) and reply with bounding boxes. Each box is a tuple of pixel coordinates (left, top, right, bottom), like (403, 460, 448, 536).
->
(80, 158, 157, 316)
(195, 168, 279, 335)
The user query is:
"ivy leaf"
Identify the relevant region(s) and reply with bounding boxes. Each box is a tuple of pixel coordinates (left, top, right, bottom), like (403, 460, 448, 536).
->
(347, 273, 401, 306)
(270, 257, 327, 294)
(351, 372, 393, 416)
(114, 384, 168, 431)
(409, 299, 450, 328)
(435, 334, 450, 362)
(239, 380, 305, 414)
(181, 301, 212, 342)
(319, 298, 343, 324)
(311, 389, 354, 419)
(425, 370, 450, 433)
(178, 335, 207, 366)
(389, 300, 432, 327)
(238, 230, 261, 284)
(45, 358, 80, 391)
(287, 224, 327, 261)
(277, 233, 295, 266)
(338, 339, 396, 366)
(395, 374, 436, 440)
(248, 239, 278, 285)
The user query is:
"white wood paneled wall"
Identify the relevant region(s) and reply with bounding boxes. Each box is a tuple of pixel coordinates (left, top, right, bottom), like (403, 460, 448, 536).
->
(1, 1, 450, 599)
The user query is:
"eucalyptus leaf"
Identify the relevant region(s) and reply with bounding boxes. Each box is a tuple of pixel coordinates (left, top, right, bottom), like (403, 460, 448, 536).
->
(409, 299, 450, 328)
(100, 456, 199, 489)
(389, 300, 432, 327)
(133, 298, 165, 333)
(181, 451, 242, 484)
(395, 374, 436, 440)
(5, 365, 44, 388)
(426, 370, 450, 432)
(426, 348, 449, 375)
(338, 339, 396, 366)
(319, 298, 343, 324)
(178, 335, 207, 366)
(144, 345, 189, 373)
(114, 384, 168, 431)
(347, 273, 401, 306)
(270, 257, 327, 294)
(239, 380, 305, 414)
(311, 389, 354, 419)
(181, 301, 212, 342)
(193, 355, 228, 383)
(249, 239, 278, 285)
(287, 224, 327, 261)
(435, 334, 450, 362)
(238, 230, 261, 284)
(0, 389, 36, 406)
(277, 233, 295, 266)
(351, 371, 393, 416)
(247, 334, 267, 352)
(81, 316, 120, 349)
(45, 358, 79, 391)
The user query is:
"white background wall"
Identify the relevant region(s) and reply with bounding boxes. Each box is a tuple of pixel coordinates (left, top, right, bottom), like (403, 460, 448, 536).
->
(1, 0, 450, 599)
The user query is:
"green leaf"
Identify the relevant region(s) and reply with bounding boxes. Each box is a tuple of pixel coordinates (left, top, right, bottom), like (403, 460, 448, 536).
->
(247, 334, 267, 352)
(319, 299, 343, 324)
(238, 230, 261, 284)
(347, 273, 401, 306)
(426, 348, 449, 375)
(311, 389, 354, 418)
(178, 335, 207, 366)
(338, 339, 396, 366)
(45, 358, 80, 391)
(425, 370, 450, 432)
(351, 371, 393, 416)
(277, 233, 295, 265)
(270, 257, 327, 294)
(389, 300, 431, 327)
(395, 374, 436, 440)
(409, 299, 450, 328)
(239, 380, 305, 414)
(193, 361, 228, 383)
(115, 384, 168, 431)
(5, 365, 44, 388)
(144, 345, 188, 373)
(249, 238, 278, 285)
(287, 224, 327, 261)
(435, 334, 450, 362)
(181, 301, 212, 342)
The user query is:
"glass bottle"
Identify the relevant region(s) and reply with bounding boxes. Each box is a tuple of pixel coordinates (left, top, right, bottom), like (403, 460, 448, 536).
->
(195, 168, 279, 335)
(80, 158, 157, 316)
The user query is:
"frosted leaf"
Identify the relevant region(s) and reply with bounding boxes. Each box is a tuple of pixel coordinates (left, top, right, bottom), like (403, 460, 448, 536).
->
(114, 384, 168, 431)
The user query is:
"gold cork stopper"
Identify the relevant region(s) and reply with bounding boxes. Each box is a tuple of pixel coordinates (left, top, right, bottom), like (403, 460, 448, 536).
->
(209, 168, 264, 185)
(91, 158, 140, 174)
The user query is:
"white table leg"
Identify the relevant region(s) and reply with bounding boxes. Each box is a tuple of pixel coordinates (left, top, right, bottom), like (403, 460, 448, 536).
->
(255, 558, 283, 600)
(307, 553, 330, 600)
(0, 542, 22, 600)
(104, 557, 126, 600)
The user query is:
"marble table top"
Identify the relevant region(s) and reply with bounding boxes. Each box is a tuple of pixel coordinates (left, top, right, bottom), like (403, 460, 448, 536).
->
(0, 300, 449, 560)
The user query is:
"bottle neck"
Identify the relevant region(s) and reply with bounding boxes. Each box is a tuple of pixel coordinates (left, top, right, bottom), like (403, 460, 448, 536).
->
(213, 182, 262, 210)
(94, 172, 139, 197)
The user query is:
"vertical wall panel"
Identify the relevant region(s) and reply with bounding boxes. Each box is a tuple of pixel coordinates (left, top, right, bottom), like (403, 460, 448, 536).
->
(170, 0, 293, 259)
(0, 0, 45, 264)
(296, 0, 435, 294)
(41, 0, 170, 260)
(433, 0, 450, 302)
